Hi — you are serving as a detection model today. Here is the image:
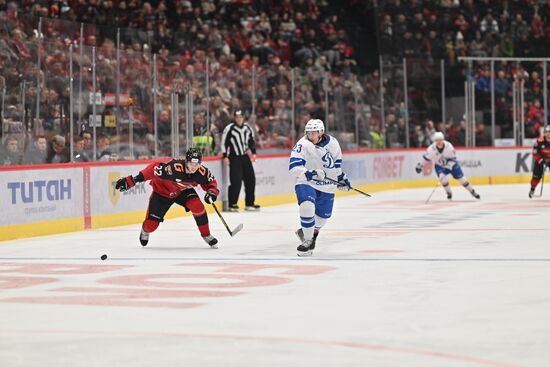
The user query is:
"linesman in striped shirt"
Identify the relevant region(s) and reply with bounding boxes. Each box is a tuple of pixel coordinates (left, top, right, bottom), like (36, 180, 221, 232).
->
(221, 110, 260, 212)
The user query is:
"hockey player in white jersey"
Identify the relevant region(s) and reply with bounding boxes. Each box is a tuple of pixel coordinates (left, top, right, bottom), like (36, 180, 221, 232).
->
(289, 119, 352, 256)
(415, 131, 480, 200)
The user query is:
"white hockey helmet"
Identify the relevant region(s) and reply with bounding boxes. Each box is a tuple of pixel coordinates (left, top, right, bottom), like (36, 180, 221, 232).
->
(433, 131, 445, 141)
(305, 119, 325, 134)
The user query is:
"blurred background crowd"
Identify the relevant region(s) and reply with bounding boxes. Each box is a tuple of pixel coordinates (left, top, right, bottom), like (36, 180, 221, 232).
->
(1, 0, 549, 165)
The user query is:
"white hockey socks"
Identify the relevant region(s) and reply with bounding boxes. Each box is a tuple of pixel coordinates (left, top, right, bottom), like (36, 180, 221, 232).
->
(314, 215, 327, 232)
(299, 201, 315, 240)
(458, 177, 475, 193)
(439, 174, 452, 194)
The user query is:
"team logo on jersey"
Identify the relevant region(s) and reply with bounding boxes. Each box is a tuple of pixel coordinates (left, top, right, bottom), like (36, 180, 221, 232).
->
(322, 151, 335, 168)
(108, 172, 121, 205)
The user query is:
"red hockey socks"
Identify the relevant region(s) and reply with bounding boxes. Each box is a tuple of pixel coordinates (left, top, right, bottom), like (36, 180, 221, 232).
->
(142, 219, 159, 233)
(186, 197, 210, 237)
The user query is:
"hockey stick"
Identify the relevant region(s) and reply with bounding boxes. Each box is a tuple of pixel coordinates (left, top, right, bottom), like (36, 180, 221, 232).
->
(323, 177, 372, 197)
(541, 169, 545, 197)
(425, 182, 439, 204)
(533, 163, 545, 198)
(212, 203, 243, 237)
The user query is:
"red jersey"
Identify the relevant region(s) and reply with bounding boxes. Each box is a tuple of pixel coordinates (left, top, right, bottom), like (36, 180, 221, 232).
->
(532, 137, 550, 163)
(140, 159, 219, 199)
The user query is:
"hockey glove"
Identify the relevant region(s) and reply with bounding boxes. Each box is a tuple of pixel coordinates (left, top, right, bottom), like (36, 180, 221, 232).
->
(304, 169, 326, 181)
(415, 163, 423, 174)
(336, 173, 352, 192)
(115, 175, 136, 192)
(204, 190, 218, 204)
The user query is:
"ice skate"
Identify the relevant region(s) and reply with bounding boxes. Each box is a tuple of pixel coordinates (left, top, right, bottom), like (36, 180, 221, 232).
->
(471, 190, 480, 199)
(295, 228, 305, 242)
(447, 192, 452, 200)
(297, 239, 314, 257)
(203, 235, 218, 249)
(228, 204, 239, 212)
(139, 228, 149, 247)
(295, 228, 318, 250)
(245, 204, 261, 211)
(529, 188, 535, 199)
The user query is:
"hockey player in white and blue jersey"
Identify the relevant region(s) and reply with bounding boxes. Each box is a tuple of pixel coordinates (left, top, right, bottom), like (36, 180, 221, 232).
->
(289, 119, 352, 256)
(415, 131, 480, 200)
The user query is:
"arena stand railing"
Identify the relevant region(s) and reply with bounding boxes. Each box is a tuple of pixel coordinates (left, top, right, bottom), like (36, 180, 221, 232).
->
(2, 15, 549, 167)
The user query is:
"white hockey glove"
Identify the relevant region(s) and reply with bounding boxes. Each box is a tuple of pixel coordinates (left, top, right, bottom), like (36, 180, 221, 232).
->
(304, 169, 326, 181)
(444, 159, 457, 169)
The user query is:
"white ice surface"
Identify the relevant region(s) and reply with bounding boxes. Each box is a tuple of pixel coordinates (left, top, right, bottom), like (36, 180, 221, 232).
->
(1, 184, 549, 367)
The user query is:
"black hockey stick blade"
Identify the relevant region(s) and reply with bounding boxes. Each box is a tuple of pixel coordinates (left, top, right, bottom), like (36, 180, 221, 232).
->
(324, 177, 371, 197)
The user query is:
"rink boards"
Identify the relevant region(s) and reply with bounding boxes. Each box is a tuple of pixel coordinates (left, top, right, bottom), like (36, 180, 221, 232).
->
(0, 147, 539, 241)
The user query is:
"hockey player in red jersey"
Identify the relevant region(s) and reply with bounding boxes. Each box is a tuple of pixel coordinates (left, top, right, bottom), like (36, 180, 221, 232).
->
(529, 125, 550, 198)
(115, 148, 220, 247)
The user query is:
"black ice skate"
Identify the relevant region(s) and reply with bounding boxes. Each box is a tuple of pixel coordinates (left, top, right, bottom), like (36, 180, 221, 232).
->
(295, 228, 318, 250)
(297, 239, 314, 257)
(471, 190, 480, 199)
(140, 228, 149, 247)
(228, 204, 239, 212)
(245, 204, 261, 211)
(203, 235, 218, 249)
(446, 192, 452, 200)
(529, 188, 535, 199)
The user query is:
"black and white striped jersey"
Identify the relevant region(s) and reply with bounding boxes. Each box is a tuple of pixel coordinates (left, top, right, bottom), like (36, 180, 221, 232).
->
(221, 122, 257, 157)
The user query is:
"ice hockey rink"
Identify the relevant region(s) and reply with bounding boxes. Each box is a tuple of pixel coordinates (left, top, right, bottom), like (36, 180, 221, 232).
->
(1, 183, 549, 367)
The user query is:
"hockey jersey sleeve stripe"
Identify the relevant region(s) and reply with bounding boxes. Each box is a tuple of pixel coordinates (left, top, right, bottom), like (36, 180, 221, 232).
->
(289, 161, 305, 170)
(422, 154, 431, 162)
(290, 157, 306, 163)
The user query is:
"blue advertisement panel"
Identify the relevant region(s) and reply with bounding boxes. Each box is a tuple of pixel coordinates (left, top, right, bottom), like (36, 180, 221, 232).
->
(0, 168, 83, 226)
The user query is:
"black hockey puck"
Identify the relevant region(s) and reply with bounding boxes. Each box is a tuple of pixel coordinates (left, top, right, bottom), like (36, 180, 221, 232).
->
(101, 254, 108, 260)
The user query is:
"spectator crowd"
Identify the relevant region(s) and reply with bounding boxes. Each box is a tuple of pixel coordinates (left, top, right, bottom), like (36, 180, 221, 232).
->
(377, 0, 550, 147)
(1, 0, 368, 165)
(1, 0, 549, 165)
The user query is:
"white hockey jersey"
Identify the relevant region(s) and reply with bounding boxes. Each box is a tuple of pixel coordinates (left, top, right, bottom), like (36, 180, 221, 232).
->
(421, 141, 458, 169)
(289, 134, 343, 193)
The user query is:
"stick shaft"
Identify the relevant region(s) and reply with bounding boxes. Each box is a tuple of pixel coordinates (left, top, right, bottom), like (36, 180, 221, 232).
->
(425, 182, 439, 204)
(540, 166, 545, 196)
(324, 177, 371, 197)
(212, 203, 232, 234)
(535, 164, 546, 197)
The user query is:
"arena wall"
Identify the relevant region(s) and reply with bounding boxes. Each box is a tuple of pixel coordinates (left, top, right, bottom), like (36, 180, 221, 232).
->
(0, 147, 539, 241)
